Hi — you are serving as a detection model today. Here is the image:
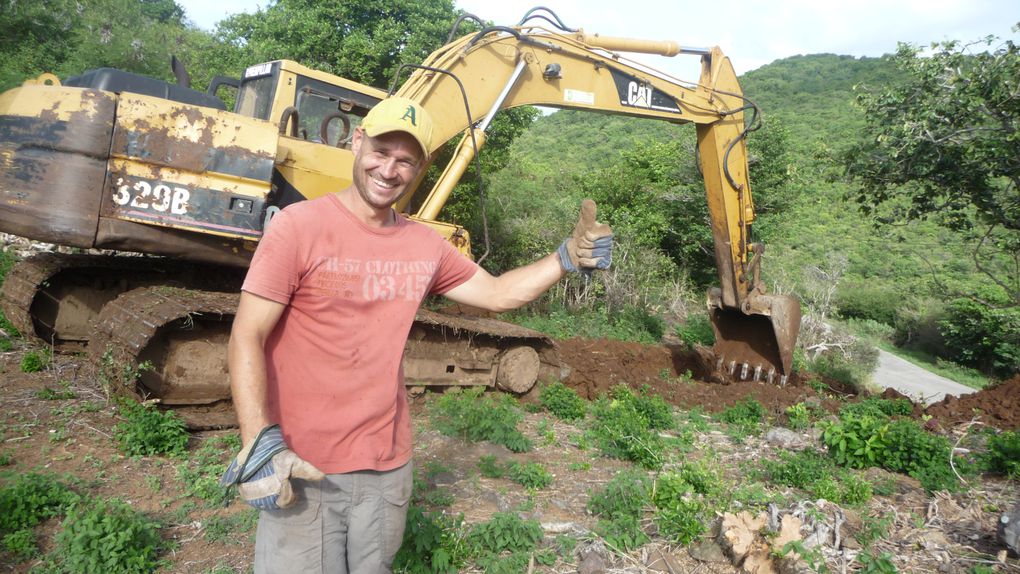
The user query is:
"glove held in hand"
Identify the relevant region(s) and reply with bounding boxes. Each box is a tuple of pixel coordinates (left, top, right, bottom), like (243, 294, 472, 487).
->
(220, 424, 324, 510)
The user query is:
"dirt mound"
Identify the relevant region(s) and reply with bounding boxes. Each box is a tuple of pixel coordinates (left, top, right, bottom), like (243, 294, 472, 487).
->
(555, 337, 852, 417)
(925, 375, 1020, 430)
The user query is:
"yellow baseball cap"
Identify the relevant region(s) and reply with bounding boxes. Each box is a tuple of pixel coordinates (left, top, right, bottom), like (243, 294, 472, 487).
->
(361, 97, 434, 159)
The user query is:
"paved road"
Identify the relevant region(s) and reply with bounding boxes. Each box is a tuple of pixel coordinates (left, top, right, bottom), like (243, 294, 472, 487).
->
(872, 350, 977, 405)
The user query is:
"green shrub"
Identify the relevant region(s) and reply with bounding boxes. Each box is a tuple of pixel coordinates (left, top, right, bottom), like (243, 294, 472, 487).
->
(857, 550, 898, 573)
(468, 512, 543, 556)
(20, 348, 50, 373)
(395, 506, 468, 574)
(613, 385, 674, 430)
(3, 528, 37, 561)
(675, 314, 715, 348)
(0, 472, 79, 534)
(836, 284, 900, 326)
(761, 450, 834, 490)
(938, 294, 1020, 377)
(55, 498, 163, 574)
(882, 420, 958, 492)
(538, 382, 587, 421)
(839, 397, 913, 420)
(821, 415, 890, 469)
(115, 399, 189, 457)
(587, 470, 650, 519)
(716, 397, 765, 434)
(587, 394, 665, 469)
(507, 462, 552, 489)
(594, 513, 649, 552)
(430, 388, 532, 453)
(983, 430, 1020, 479)
(476, 455, 506, 479)
(655, 498, 706, 545)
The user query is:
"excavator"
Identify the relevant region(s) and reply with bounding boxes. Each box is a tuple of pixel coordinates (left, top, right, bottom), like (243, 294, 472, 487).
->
(0, 8, 800, 426)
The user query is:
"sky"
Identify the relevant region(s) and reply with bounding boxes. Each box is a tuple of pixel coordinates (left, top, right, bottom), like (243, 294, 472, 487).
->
(175, 0, 1018, 79)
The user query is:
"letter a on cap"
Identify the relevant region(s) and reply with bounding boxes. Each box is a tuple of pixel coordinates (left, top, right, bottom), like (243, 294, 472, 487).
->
(401, 105, 417, 126)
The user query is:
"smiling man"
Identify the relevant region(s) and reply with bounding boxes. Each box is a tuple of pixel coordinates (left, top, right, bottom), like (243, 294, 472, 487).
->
(222, 97, 614, 573)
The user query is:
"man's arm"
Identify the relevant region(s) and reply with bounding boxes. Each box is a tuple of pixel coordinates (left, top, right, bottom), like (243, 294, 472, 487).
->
(442, 252, 565, 312)
(228, 291, 287, 445)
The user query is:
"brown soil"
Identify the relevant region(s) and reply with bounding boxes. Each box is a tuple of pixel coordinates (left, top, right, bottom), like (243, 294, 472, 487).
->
(1, 335, 1017, 574)
(926, 375, 1020, 431)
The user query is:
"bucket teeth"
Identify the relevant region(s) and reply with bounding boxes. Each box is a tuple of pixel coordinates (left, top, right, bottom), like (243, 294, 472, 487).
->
(767, 368, 775, 385)
(739, 362, 749, 380)
(728, 360, 736, 376)
(780, 374, 788, 387)
(753, 365, 762, 382)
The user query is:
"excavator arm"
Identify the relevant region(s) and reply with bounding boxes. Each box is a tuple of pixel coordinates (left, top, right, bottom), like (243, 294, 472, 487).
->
(394, 21, 800, 380)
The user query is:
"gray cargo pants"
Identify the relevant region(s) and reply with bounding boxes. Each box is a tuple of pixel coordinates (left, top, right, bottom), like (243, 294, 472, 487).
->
(254, 461, 413, 574)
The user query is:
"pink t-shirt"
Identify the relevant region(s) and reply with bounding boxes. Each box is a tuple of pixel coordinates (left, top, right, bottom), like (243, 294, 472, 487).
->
(242, 194, 478, 473)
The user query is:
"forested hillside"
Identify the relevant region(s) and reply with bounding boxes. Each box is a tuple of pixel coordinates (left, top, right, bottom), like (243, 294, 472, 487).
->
(474, 50, 1018, 381)
(1, 0, 1015, 381)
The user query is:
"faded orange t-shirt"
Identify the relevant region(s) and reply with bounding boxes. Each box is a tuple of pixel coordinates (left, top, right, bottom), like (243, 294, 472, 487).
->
(242, 194, 478, 474)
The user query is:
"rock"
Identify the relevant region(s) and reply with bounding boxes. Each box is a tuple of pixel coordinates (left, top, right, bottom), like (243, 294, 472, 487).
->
(645, 549, 684, 572)
(765, 428, 810, 450)
(577, 541, 608, 574)
(999, 502, 1020, 556)
(688, 539, 729, 563)
(719, 511, 767, 564)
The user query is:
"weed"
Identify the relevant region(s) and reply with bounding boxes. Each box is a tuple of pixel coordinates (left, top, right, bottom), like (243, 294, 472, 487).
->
(0, 452, 11, 466)
(762, 450, 835, 490)
(982, 430, 1020, 479)
(820, 415, 889, 469)
(785, 402, 811, 430)
(655, 498, 706, 544)
(468, 511, 543, 556)
(144, 475, 162, 492)
(97, 348, 154, 400)
(20, 347, 51, 373)
(857, 551, 898, 573)
(586, 386, 672, 469)
(203, 509, 258, 545)
(554, 534, 577, 561)
(477, 455, 506, 479)
(675, 314, 714, 348)
(36, 384, 76, 400)
(430, 388, 532, 453)
(839, 397, 912, 420)
(176, 434, 240, 507)
(507, 462, 552, 490)
(55, 497, 163, 573)
(855, 512, 894, 549)
(588, 470, 651, 551)
(538, 382, 587, 421)
(0, 472, 79, 534)
(716, 397, 765, 435)
(115, 399, 189, 457)
(534, 418, 556, 446)
(775, 540, 829, 573)
(728, 481, 780, 510)
(568, 461, 590, 472)
(3, 528, 37, 561)
(424, 488, 455, 508)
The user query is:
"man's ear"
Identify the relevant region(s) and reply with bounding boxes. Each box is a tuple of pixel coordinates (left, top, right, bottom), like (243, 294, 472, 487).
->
(350, 127, 365, 154)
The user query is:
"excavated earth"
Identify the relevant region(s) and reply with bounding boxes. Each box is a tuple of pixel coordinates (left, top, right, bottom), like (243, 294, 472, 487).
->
(1, 330, 1018, 573)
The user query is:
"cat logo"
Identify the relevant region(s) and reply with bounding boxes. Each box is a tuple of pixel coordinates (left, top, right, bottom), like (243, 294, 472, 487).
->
(627, 81, 652, 108)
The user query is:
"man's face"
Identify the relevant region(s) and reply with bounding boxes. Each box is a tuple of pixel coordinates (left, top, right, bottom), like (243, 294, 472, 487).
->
(350, 128, 424, 211)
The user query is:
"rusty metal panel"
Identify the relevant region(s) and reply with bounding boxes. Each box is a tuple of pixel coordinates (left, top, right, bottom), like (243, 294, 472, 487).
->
(103, 93, 276, 241)
(0, 86, 116, 247)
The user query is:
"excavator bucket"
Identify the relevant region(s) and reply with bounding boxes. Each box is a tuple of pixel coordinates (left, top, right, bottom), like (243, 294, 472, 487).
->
(708, 293, 801, 384)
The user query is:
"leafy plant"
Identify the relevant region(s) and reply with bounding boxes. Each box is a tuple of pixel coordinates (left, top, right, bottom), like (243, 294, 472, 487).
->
(203, 509, 258, 545)
(716, 397, 765, 434)
(587, 395, 664, 469)
(538, 382, 587, 421)
(857, 550, 898, 573)
(855, 512, 894, 549)
(785, 402, 811, 430)
(403, 508, 455, 565)
(675, 314, 714, 348)
(820, 415, 890, 469)
(115, 399, 190, 457)
(839, 397, 912, 420)
(587, 470, 651, 551)
(476, 455, 506, 479)
(468, 512, 543, 556)
(655, 498, 706, 545)
(36, 383, 76, 400)
(430, 388, 532, 453)
(2, 528, 37, 561)
(0, 472, 79, 534)
(176, 434, 241, 507)
(54, 498, 163, 573)
(983, 430, 1020, 479)
(507, 462, 552, 490)
(20, 348, 51, 373)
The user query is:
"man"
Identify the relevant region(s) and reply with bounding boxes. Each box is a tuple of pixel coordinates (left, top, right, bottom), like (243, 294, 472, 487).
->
(222, 96, 612, 573)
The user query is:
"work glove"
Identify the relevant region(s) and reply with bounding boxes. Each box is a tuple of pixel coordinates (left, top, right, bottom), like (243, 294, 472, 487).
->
(557, 199, 613, 274)
(220, 424, 325, 510)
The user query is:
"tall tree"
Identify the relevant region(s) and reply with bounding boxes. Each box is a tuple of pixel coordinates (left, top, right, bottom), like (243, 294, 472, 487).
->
(215, 0, 461, 89)
(843, 28, 1020, 307)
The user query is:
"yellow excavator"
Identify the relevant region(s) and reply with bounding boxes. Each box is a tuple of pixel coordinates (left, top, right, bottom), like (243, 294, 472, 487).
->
(0, 8, 800, 425)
